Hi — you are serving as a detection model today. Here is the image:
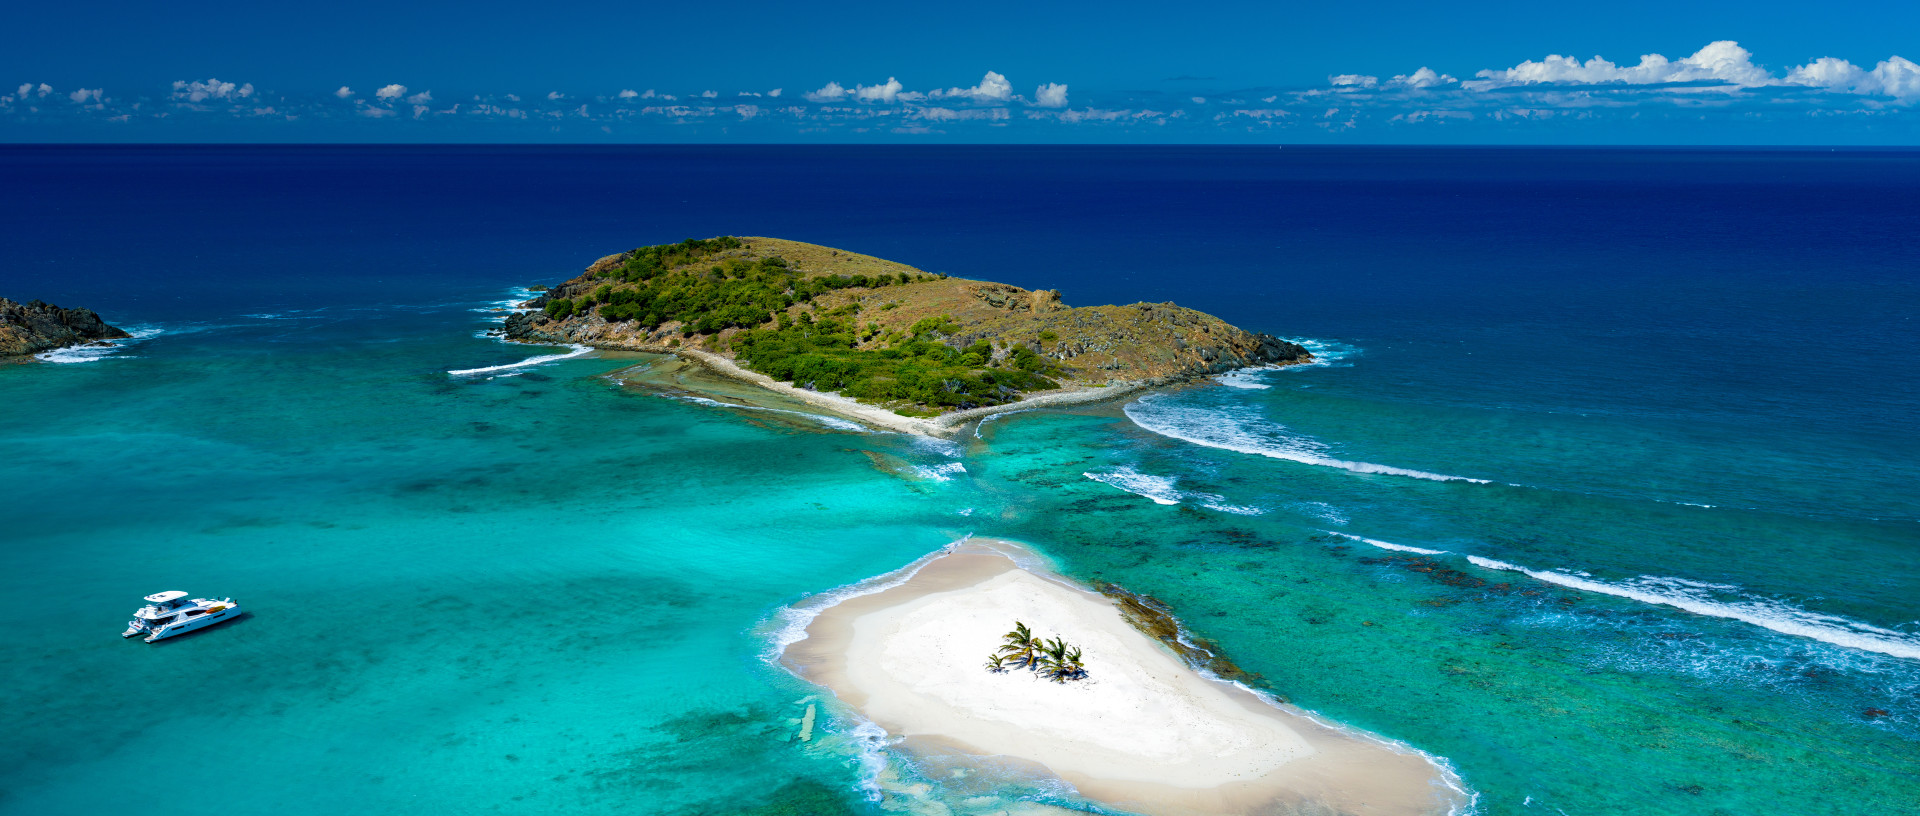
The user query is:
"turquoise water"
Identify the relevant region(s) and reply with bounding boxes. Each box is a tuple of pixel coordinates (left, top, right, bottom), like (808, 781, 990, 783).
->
(4, 146, 1917, 815)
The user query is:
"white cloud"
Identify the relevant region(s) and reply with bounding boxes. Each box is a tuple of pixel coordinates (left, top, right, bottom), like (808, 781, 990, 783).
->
(1329, 74, 1378, 88)
(1033, 82, 1068, 107)
(407, 91, 432, 104)
(547, 91, 565, 100)
(1389, 67, 1456, 89)
(617, 89, 639, 98)
(335, 86, 354, 99)
(700, 90, 717, 98)
(1191, 96, 1206, 104)
(1467, 40, 1771, 89)
(934, 70, 1013, 102)
(376, 84, 407, 100)
(768, 88, 782, 97)
(172, 78, 253, 102)
(1869, 56, 1920, 99)
(69, 88, 102, 104)
(806, 81, 848, 102)
(855, 77, 905, 103)
(1787, 55, 1920, 99)
(916, 107, 1011, 122)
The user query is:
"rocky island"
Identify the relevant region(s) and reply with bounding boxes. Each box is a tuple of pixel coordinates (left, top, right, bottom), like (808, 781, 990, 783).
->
(0, 298, 130, 357)
(506, 237, 1310, 433)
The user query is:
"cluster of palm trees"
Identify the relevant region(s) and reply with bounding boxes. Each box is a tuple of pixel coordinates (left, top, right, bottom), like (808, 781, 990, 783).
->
(984, 621, 1088, 683)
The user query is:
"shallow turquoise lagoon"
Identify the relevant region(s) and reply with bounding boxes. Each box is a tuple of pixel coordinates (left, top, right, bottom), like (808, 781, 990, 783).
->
(4, 145, 1917, 816)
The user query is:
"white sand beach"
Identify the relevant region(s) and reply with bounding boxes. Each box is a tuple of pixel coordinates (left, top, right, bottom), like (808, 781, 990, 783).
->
(783, 539, 1462, 816)
(667, 346, 1155, 437)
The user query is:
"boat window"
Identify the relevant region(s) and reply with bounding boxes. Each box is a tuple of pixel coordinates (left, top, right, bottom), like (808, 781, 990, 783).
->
(185, 609, 204, 616)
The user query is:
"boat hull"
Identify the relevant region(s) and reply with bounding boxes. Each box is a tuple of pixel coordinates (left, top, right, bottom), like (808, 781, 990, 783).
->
(142, 605, 240, 642)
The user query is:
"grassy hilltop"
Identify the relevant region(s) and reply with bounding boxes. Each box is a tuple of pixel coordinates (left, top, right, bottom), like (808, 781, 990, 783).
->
(506, 237, 1309, 414)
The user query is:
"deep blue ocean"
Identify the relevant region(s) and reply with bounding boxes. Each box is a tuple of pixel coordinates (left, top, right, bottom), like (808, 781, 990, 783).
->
(2, 145, 1916, 815)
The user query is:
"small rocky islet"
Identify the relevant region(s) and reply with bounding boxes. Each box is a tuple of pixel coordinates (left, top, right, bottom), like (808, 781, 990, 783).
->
(507, 236, 1310, 415)
(0, 298, 130, 357)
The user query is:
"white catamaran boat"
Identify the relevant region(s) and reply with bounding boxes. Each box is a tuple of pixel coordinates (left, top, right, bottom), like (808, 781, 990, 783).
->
(121, 591, 240, 643)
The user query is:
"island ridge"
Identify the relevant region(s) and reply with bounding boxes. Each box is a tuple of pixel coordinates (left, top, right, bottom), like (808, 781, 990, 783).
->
(505, 237, 1311, 433)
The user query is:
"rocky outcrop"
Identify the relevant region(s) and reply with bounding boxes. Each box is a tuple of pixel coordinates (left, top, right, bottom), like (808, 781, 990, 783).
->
(0, 298, 130, 356)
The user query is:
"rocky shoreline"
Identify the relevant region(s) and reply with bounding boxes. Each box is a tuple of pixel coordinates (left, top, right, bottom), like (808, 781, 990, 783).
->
(0, 298, 130, 357)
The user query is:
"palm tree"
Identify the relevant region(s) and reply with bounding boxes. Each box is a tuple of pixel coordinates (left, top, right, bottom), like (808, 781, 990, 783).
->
(1037, 637, 1070, 681)
(1058, 645, 1086, 681)
(984, 654, 1008, 673)
(997, 621, 1039, 669)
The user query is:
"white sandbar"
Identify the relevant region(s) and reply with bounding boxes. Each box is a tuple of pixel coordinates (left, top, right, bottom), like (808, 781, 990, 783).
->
(783, 539, 1462, 816)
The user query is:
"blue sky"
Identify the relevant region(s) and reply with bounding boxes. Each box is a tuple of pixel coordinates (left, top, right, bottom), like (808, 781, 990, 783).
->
(4, 0, 1917, 143)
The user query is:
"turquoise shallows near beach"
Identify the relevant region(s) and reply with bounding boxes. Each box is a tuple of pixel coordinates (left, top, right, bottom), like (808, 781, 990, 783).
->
(3, 146, 1918, 816)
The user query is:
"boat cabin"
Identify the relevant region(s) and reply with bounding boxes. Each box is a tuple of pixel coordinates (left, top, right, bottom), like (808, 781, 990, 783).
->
(136, 591, 195, 621)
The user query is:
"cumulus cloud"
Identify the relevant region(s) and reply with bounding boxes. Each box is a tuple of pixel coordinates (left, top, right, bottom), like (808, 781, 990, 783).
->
(1331, 41, 1920, 102)
(933, 70, 1013, 102)
(806, 81, 848, 102)
(700, 90, 717, 98)
(335, 86, 354, 99)
(1466, 41, 1771, 89)
(69, 88, 102, 104)
(17, 82, 53, 98)
(173, 78, 253, 102)
(768, 88, 782, 97)
(1389, 67, 1455, 89)
(407, 91, 432, 104)
(1033, 82, 1068, 107)
(854, 77, 905, 103)
(546, 91, 565, 100)
(376, 84, 407, 100)
(1786, 55, 1920, 99)
(617, 89, 639, 98)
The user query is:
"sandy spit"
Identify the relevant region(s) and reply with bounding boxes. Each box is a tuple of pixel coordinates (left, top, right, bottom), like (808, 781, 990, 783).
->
(781, 538, 1465, 816)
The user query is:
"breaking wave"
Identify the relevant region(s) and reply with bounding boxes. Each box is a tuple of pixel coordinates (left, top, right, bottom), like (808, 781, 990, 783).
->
(665, 394, 870, 433)
(33, 326, 164, 364)
(1282, 337, 1361, 368)
(1083, 466, 1184, 505)
(1082, 466, 1265, 514)
(447, 344, 593, 376)
(912, 462, 968, 482)
(1326, 531, 1448, 555)
(1466, 555, 1920, 661)
(1123, 394, 1489, 483)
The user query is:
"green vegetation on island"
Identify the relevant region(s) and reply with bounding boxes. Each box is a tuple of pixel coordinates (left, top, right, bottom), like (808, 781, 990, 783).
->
(986, 621, 1088, 683)
(527, 237, 1054, 410)
(505, 236, 1313, 415)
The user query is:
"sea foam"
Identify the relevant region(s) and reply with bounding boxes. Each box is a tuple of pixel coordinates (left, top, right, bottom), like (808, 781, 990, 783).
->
(1465, 555, 1920, 661)
(1082, 466, 1266, 514)
(32, 326, 164, 364)
(1325, 531, 1448, 555)
(666, 394, 869, 433)
(1083, 467, 1184, 505)
(446, 344, 593, 376)
(1123, 394, 1489, 483)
